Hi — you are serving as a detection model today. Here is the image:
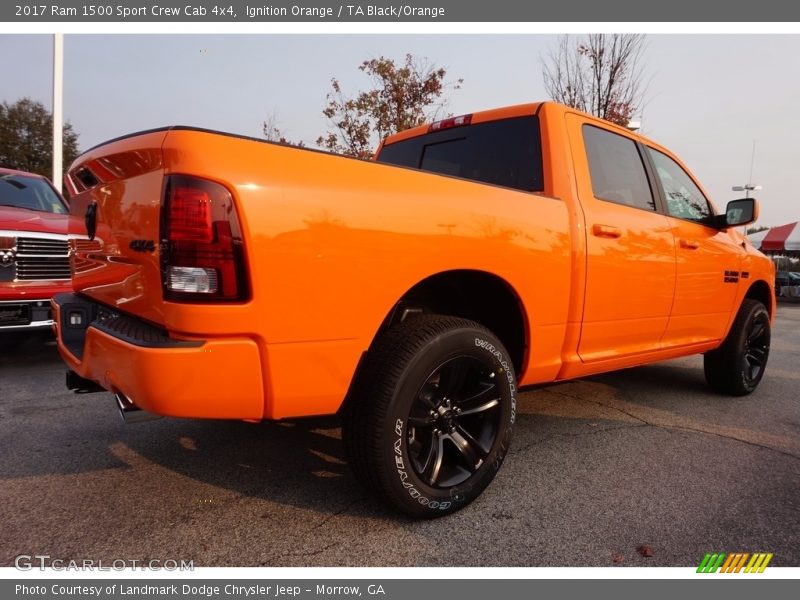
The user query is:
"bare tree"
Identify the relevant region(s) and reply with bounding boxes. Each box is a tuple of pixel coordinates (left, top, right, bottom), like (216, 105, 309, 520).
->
(261, 110, 305, 147)
(543, 34, 647, 126)
(261, 110, 283, 142)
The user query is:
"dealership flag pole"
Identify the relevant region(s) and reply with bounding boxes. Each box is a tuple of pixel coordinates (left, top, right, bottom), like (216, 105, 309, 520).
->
(52, 33, 63, 192)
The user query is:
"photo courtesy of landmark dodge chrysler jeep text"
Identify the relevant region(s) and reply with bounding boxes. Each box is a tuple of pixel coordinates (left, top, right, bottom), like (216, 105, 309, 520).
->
(52, 102, 775, 517)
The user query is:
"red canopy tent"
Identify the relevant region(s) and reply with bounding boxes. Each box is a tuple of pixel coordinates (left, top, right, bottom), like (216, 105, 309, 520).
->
(748, 222, 800, 253)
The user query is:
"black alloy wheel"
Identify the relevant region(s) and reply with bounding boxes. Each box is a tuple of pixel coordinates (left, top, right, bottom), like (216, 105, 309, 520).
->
(704, 299, 771, 396)
(342, 315, 516, 518)
(406, 356, 503, 488)
(742, 309, 770, 387)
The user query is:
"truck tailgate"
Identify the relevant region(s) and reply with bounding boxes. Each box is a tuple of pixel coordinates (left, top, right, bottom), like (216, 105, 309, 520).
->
(67, 130, 168, 324)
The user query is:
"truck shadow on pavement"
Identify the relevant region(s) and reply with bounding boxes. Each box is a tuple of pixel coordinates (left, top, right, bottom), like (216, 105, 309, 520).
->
(0, 332, 388, 515)
(1, 332, 795, 528)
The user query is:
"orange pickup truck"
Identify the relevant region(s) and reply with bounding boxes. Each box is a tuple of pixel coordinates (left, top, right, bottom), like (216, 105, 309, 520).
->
(53, 102, 774, 517)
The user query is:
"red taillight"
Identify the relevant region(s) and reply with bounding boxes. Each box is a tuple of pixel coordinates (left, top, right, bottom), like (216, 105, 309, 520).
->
(428, 114, 472, 132)
(161, 175, 248, 302)
(169, 186, 212, 242)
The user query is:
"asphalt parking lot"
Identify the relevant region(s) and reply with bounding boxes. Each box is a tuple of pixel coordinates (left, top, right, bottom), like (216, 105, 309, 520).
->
(1, 305, 798, 568)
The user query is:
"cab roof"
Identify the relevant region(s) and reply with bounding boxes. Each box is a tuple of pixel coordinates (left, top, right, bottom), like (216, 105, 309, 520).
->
(383, 103, 543, 146)
(381, 101, 662, 151)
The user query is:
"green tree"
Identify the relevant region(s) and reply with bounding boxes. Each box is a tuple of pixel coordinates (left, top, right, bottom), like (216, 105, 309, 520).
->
(0, 97, 80, 178)
(316, 54, 462, 159)
(543, 34, 647, 126)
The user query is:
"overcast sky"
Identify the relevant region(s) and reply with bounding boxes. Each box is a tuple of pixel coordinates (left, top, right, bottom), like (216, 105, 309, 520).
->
(1, 34, 798, 226)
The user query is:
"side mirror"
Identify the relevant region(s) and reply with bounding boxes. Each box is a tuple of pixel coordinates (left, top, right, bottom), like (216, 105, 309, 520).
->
(714, 198, 759, 229)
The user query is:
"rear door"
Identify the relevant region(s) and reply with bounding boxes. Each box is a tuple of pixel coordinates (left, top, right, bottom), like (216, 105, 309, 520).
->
(566, 115, 676, 362)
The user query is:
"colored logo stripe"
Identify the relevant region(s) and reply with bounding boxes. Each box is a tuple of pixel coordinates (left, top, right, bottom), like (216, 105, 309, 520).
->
(744, 553, 773, 573)
(697, 552, 773, 573)
(720, 553, 750, 573)
(697, 553, 726, 573)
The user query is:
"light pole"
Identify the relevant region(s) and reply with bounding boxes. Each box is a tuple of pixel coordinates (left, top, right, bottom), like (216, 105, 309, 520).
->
(732, 141, 760, 199)
(732, 183, 762, 199)
(732, 184, 762, 236)
(626, 119, 642, 132)
(52, 33, 63, 192)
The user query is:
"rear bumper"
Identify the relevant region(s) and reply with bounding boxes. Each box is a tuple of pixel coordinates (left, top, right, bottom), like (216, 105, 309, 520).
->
(52, 293, 265, 419)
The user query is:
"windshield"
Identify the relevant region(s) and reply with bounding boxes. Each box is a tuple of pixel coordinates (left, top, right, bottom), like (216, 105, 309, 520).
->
(0, 173, 67, 214)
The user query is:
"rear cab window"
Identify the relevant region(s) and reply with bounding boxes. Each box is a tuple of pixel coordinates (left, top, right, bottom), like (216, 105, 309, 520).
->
(376, 116, 544, 193)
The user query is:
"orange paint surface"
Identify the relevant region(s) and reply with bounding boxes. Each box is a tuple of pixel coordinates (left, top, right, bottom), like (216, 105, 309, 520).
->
(55, 103, 775, 419)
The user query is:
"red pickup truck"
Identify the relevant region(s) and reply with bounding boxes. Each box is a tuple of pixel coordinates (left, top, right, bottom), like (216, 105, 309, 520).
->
(1, 168, 71, 331)
(53, 102, 774, 517)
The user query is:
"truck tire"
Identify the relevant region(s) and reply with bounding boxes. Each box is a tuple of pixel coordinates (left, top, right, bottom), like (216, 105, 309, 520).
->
(703, 299, 771, 396)
(342, 315, 516, 518)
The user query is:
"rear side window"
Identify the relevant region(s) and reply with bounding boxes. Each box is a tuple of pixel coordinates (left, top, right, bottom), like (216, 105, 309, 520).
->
(582, 125, 655, 212)
(377, 116, 543, 192)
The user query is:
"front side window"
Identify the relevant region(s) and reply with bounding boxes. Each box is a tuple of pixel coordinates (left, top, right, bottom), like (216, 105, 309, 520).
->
(582, 125, 655, 212)
(647, 148, 712, 223)
(0, 173, 67, 214)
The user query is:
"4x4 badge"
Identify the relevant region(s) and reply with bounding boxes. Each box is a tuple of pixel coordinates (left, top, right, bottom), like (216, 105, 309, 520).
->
(129, 240, 156, 253)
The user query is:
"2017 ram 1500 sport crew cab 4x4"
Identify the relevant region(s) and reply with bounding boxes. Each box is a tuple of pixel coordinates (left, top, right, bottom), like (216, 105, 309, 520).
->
(53, 102, 774, 517)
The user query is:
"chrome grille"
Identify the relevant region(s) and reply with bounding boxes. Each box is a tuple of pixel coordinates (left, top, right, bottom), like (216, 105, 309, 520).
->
(15, 236, 70, 281)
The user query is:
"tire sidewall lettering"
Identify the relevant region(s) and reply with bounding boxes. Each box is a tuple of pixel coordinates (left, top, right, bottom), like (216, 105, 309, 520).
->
(390, 332, 516, 512)
(475, 337, 517, 425)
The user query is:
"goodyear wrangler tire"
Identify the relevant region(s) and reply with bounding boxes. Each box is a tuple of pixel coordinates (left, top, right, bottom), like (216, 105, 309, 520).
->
(704, 299, 771, 396)
(342, 315, 516, 518)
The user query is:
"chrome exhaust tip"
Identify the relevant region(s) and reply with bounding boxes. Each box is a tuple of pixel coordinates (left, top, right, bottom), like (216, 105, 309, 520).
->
(114, 392, 161, 424)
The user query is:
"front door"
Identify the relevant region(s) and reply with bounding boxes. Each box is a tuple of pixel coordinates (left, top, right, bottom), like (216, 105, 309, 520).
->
(644, 146, 744, 345)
